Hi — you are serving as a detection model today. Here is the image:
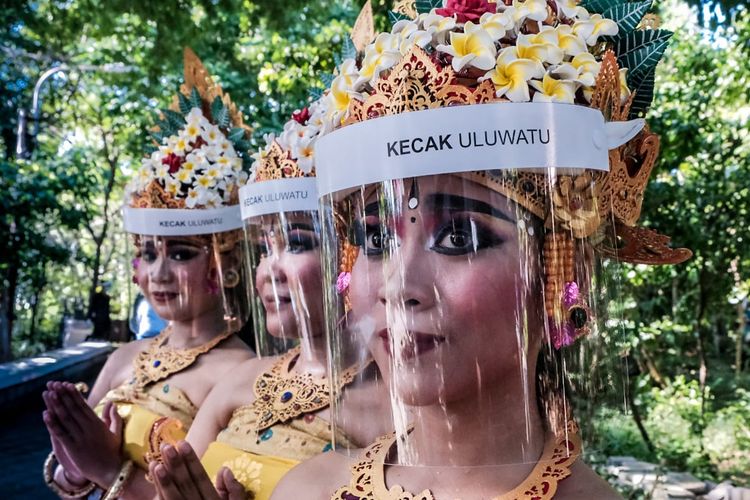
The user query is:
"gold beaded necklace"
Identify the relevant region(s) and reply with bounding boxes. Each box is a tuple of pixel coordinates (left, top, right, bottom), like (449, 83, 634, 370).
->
(131, 326, 234, 389)
(250, 346, 364, 432)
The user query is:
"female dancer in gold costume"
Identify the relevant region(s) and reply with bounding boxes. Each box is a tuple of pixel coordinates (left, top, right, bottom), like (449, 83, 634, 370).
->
(41, 48, 256, 499)
(272, 1, 691, 498)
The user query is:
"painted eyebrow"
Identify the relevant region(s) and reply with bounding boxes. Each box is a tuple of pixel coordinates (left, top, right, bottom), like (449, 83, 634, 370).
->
(425, 193, 515, 223)
(286, 222, 315, 232)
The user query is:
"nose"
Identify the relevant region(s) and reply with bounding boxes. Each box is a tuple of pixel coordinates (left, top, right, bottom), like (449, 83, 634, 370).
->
(148, 253, 171, 284)
(377, 224, 434, 311)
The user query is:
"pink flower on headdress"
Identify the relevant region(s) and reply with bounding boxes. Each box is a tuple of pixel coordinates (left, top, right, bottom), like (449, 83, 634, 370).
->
(551, 323, 577, 349)
(436, 0, 496, 23)
(562, 281, 579, 308)
(336, 272, 351, 294)
(161, 152, 184, 174)
(292, 107, 311, 125)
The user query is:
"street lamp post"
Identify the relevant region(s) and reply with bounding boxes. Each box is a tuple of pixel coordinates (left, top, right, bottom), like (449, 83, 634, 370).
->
(14, 63, 134, 159)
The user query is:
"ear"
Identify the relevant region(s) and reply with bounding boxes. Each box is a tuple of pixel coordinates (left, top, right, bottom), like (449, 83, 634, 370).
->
(604, 118, 646, 149)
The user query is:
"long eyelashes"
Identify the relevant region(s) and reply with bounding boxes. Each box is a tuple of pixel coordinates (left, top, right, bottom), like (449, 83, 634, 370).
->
(353, 215, 503, 257)
(256, 231, 319, 258)
(138, 247, 200, 263)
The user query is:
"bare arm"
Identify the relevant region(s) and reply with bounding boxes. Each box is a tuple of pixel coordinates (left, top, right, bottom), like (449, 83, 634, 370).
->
(87, 341, 145, 407)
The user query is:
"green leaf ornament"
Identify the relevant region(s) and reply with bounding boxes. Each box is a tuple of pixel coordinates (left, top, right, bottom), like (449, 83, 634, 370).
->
(415, 0, 442, 15)
(178, 93, 192, 115)
(603, 0, 652, 35)
(189, 87, 203, 109)
(228, 127, 246, 143)
(628, 66, 655, 118)
(211, 96, 230, 128)
(388, 11, 410, 25)
(613, 29, 673, 63)
(580, 0, 624, 15)
(161, 109, 185, 131)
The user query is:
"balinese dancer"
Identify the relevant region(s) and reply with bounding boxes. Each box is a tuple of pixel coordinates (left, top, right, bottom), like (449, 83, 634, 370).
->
(273, 0, 691, 498)
(149, 94, 391, 500)
(41, 48, 256, 499)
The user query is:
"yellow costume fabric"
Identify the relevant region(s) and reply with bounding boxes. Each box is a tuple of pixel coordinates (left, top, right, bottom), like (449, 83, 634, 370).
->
(96, 382, 195, 469)
(201, 409, 356, 500)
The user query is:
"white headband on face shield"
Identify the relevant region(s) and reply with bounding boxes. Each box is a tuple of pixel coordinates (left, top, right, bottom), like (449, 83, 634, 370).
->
(239, 177, 319, 220)
(314, 102, 644, 197)
(122, 205, 243, 236)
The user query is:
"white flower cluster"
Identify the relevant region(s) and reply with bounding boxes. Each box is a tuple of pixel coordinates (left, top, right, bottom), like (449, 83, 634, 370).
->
(132, 107, 248, 208)
(253, 0, 628, 177)
(250, 95, 333, 178)
(323, 0, 627, 129)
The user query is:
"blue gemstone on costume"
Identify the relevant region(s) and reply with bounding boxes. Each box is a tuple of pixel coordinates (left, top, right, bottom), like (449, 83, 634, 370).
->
(322, 443, 332, 452)
(280, 391, 293, 403)
(260, 429, 273, 441)
(153, 360, 161, 367)
(163, 384, 169, 393)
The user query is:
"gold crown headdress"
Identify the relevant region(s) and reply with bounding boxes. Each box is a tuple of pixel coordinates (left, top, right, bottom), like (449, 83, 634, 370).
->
(129, 48, 253, 210)
(316, 0, 691, 345)
(250, 104, 322, 182)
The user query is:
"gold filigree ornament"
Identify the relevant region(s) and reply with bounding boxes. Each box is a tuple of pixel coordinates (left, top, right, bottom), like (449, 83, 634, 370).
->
(255, 140, 306, 181)
(130, 327, 234, 390)
(250, 346, 364, 434)
(143, 415, 185, 482)
(343, 45, 690, 264)
(332, 421, 583, 500)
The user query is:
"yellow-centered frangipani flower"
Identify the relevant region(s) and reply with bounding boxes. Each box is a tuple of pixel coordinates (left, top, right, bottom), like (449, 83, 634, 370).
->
(356, 33, 401, 88)
(557, 0, 588, 19)
(175, 169, 192, 183)
(510, 0, 549, 24)
(479, 11, 514, 41)
(515, 34, 550, 64)
(618, 68, 631, 103)
(555, 24, 588, 58)
(573, 14, 619, 46)
(330, 59, 361, 126)
(196, 175, 212, 189)
(571, 52, 601, 87)
(437, 22, 497, 72)
(393, 20, 431, 55)
(422, 12, 457, 44)
(527, 27, 564, 65)
(482, 46, 544, 102)
(531, 66, 578, 103)
(184, 122, 201, 141)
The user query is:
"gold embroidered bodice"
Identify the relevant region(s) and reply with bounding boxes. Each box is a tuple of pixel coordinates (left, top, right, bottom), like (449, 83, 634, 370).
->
(332, 422, 582, 500)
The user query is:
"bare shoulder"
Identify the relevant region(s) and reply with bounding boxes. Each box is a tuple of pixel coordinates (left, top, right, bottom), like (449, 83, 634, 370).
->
(87, 339, 152, 404)
(555, 461, 622, 499)
(203, 355, 280, 409)
(206, 334, 255, 364)
(271, 451, 354, 500)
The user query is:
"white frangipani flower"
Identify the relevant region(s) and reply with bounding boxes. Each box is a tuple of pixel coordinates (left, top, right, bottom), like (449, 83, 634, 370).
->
(437, 22, 497, 72)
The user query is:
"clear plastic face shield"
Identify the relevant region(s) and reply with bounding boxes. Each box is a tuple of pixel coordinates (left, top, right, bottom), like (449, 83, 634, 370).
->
(323, 173, 609, 470)
(243, 210, 325, 357)
(316, 103, 653, 474)
(131, 229, 249, 334)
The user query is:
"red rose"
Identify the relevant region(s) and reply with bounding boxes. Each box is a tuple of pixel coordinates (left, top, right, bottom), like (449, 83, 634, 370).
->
(292, 107, 311, 125)
(161, 152, 184, 174)
(436, 0, 496, 23)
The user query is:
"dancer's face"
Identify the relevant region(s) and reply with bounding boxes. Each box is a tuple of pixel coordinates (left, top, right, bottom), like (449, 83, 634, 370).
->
(136, 236, 222, 322)
(253, 213, 323, 339)
(347, 174, 543, 406)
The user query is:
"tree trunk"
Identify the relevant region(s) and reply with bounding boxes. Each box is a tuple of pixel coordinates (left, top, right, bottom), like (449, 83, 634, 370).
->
(738, 298, 747, 379)
(627, 376, 656, 455)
